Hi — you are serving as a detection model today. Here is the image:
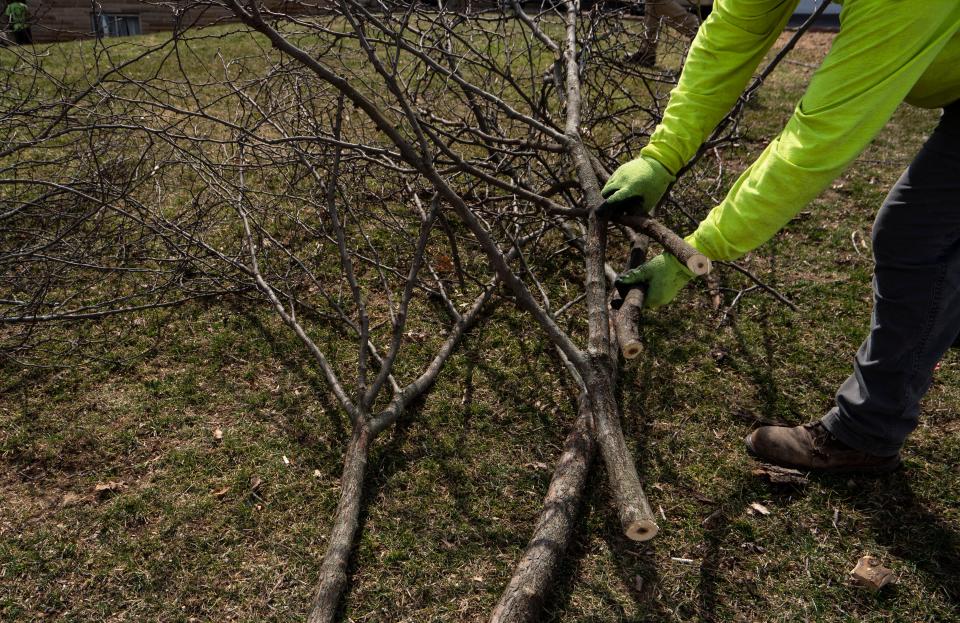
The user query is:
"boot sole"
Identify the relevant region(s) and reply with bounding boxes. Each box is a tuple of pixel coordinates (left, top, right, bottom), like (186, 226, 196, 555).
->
(744, 434, 902, 475)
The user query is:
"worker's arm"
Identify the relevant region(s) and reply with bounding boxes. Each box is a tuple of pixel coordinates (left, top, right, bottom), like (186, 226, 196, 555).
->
(640, 0, 799, 175)
(602, 0, 796, 212)
(686, 2, 960, 262)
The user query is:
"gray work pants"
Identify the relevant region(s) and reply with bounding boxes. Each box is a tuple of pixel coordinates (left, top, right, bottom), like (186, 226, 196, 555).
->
(822, 101, 960, 457)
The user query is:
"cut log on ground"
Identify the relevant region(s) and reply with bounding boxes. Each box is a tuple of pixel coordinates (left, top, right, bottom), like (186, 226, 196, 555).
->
(585, 375, 658, 541)
(561, 0, 659, 548)
(489, 396, 595, 622)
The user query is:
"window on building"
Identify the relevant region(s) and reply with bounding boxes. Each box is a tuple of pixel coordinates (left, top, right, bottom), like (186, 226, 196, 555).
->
(91, 13, 142, 38)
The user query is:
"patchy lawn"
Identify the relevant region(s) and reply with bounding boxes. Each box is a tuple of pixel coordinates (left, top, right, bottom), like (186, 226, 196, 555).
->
(2, 29, 958, 623)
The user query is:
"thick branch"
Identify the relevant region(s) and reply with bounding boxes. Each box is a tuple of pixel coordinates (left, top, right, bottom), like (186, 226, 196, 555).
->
(561, 0, 657, 542)
(610, 230, 650, 360)
(307, 423, 372, 623)
(489, 394, 594, 622)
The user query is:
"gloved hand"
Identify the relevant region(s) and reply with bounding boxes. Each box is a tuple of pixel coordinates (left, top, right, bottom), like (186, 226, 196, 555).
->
(599, 155, 675, 215)
(616, 253, 694, 309)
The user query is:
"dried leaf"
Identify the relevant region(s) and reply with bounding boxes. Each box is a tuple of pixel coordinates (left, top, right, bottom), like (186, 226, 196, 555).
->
(435, 254, 454, 273)
(690, 491, 717, 505)
(94, 481, 126, 497)
(213, 428, 224, 441)
(749, 502, 771, 516)
(61, 492, 85, 508)
(213, 486, 230, 498)
(249, 475, 263, 492)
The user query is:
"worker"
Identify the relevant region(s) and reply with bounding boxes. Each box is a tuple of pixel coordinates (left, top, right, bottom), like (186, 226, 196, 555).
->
(4, 0, 31, 45)
(601, 1, 960, 474)
(625, 0, 703, 66)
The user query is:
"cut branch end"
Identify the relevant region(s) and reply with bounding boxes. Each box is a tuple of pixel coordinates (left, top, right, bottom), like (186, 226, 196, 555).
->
(625, 519, 659, 542)
(621, 340, 643, 359)
(686, 254, 712, 276)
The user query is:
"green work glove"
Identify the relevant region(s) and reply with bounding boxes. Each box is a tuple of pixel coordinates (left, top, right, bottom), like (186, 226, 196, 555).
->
(615, 253, 694, 309)
(599, 155, 675, 215)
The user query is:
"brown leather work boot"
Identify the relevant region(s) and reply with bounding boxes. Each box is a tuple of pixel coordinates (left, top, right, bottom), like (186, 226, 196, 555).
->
(745, 421, 901, 474)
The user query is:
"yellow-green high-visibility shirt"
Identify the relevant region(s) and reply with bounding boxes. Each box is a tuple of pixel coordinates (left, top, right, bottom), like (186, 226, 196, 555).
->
(640, 0, 960, 262)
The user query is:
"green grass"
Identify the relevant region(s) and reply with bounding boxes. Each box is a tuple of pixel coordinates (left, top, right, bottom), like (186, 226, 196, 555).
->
(2, 25, 959, 623)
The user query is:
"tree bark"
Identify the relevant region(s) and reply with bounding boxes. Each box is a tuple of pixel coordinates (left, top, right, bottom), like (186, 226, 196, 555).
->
(611, 232, 650, 360)
(307, 423, 372, 623)
(584, 369, 658, 541)
(489, 396, 595, 622)
(613, 287, 646, 359)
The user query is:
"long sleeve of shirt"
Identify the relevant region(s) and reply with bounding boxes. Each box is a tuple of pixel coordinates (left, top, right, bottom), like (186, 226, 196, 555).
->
(642, 0, 960, 263)
(641, 0, 799, 175)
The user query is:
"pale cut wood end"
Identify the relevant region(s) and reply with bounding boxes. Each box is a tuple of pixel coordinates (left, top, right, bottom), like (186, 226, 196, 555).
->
(686, 255, 712, 276)
(625, 520, 659, 542)
(622, 341, 642, 359)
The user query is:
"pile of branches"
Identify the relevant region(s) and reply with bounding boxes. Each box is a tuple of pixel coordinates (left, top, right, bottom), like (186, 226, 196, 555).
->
(0, 1, 816, 619)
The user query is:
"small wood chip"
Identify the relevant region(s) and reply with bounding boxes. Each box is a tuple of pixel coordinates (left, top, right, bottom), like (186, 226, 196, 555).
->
(850, 556, 896, 592)
(751, 464, 809, 486)
(749, 502, 771, 516)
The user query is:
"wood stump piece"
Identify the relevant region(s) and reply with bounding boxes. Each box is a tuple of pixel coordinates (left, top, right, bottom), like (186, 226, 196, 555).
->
(850, 555, 896, 592)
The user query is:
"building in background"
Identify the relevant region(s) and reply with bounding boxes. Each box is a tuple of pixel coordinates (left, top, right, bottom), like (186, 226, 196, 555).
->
(8, 0, 841, 44)
(7, 1, 237, 42)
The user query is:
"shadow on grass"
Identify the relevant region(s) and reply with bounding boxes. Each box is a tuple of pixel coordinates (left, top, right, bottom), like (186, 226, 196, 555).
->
(237, 307, 440, 620)
(531, 461, 677, 623)
(693, 472, 803, 622)
(243, 294, 568, 620)
(826, 470, 960, 605)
